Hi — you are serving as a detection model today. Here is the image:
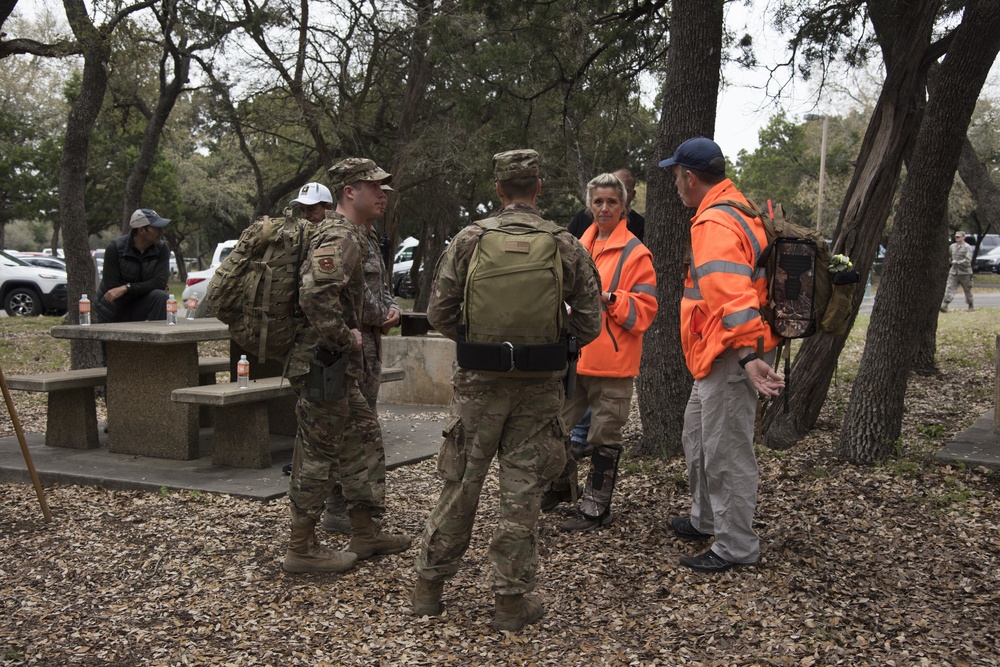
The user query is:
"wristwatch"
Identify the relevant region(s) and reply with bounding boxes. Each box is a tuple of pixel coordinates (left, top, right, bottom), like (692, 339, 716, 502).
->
(738, 352, 759, 369)
(608, 292, 617, 304)
(125, 283, 131, 292)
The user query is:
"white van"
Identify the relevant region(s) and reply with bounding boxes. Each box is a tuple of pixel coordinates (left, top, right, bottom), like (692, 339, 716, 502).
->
(392, 237, 419, 296)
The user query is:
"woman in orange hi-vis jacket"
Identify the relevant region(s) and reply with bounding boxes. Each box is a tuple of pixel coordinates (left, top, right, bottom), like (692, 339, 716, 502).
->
(542, 172, 658, 532)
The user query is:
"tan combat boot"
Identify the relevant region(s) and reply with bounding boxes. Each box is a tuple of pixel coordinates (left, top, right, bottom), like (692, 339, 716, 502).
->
(282, 522, 357, 573)
(321, 485, 352, 535)
(347, 508, 412, 560)
(411, 577, 445, 616)
(493, 593, 545, 631)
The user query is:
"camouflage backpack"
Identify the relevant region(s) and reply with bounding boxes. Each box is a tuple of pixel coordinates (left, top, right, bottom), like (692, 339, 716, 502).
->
(456, 215, 568, 375)
(205, 212, 313, 362)
(712, 199, 860, 340)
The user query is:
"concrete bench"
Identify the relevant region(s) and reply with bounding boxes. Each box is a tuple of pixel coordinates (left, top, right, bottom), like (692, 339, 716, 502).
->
(170, 367, 406, 469)
(7, 356, 231, 450)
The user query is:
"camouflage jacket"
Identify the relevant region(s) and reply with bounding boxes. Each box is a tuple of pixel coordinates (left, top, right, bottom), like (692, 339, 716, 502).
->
(427, 203, 603, 383)
(287, 211, 366, 379)
(361, 225, 399, 330)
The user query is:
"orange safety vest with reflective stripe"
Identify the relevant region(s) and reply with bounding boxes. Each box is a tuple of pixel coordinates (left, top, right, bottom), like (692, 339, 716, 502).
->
(681, 180, 780, 380)
(578, 219, 658, 378)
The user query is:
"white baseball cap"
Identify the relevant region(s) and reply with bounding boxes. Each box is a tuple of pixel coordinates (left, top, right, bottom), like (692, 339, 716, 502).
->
(290, 182, 333, 206)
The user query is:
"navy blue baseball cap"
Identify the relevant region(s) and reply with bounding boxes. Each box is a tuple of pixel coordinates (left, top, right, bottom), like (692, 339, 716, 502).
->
(658, 137, 726, 176)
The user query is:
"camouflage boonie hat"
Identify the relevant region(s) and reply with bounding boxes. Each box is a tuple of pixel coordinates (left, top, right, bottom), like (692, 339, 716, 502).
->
(328, 158, 392, 192)
(493, 149, 540, 181)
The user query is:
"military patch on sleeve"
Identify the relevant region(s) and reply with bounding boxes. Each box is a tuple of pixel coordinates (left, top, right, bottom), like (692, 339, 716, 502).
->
(312, 246, 344, 281)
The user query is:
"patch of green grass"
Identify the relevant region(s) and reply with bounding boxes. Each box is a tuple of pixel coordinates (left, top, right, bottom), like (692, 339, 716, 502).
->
(810, 466, 828, 478)
(0, 315, 70, 374)
(884, 458, 921, 478)
(916, 424, 946, 439)
(4, 647, 25, 661)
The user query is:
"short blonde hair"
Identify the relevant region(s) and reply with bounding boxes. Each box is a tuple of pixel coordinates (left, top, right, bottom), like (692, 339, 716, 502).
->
(585, 173, 628, 211)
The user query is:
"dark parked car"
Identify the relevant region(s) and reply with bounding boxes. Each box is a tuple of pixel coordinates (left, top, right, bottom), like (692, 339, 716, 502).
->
(973, 246, 1000, 274)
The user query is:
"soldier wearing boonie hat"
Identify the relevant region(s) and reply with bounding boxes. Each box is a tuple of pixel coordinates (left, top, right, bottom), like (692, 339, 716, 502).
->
(412, 147, 603, 631)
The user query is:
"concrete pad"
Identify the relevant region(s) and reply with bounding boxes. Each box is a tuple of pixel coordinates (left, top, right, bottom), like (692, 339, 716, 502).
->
(936, 408, 1000, 470)
(0, 403, 448, 501)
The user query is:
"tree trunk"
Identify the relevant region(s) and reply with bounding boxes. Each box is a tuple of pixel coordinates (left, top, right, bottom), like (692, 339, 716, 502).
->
(60, 0, 108, 370)
(633, 0, 723, 459)
(385, 0, 437, 268)
(912, 208, 951, 375)
(761, 1, 940, 449)
(838, 0, 1000, 464)
(121, 29, 191, 230)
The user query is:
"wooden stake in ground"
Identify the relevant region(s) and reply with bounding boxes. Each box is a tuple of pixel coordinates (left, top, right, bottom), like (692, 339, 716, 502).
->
(0, 360, 53, 522)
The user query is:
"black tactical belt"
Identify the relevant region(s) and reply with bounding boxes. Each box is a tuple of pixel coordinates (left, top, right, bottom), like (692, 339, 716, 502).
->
(456, 340, 568, 372)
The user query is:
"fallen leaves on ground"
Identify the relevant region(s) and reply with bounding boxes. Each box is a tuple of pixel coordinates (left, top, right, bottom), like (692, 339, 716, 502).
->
(1, 337, 998, 665)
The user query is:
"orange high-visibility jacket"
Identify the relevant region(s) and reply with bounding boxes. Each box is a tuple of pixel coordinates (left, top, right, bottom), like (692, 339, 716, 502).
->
(681, 180, 780, 380)
(577, 219, 658, 378)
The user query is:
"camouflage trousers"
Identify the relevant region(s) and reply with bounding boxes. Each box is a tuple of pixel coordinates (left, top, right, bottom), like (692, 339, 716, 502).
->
(550, 375, 633, 518)
(327, 336, 387, 513)
(941, 273, 974, 309)
(414, 378, 567, 595)
(287, 375, 381, 522)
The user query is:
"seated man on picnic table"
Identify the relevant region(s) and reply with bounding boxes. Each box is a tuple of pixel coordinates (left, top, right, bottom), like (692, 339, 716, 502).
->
(95, 209, 172, 323)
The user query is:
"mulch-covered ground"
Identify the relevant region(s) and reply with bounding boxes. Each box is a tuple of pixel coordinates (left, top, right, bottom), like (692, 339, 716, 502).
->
(1, 337, 998, 665)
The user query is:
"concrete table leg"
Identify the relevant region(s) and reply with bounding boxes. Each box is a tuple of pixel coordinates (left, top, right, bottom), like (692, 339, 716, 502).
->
(106, 341, 200, 460)
(45, 388, 99, 449)
(211, 403, 271, 469)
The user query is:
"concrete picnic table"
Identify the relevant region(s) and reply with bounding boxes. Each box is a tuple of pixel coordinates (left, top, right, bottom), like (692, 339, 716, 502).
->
(50, 318, 231, 460)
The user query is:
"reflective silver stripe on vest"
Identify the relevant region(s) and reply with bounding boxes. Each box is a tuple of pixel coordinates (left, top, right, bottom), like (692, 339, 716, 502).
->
(623, 299, 638, 330)
(693, 260, 752, 280)
(713, 205, 761, 267)
(608, 238, 643, 292)
(684, 286, 701, 300)
(632, 283, 657, 297)
(722, 307, 761, 329)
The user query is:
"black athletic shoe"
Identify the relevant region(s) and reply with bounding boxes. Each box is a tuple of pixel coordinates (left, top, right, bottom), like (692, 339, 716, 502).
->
(282, 463, 292, 476)
(679, 548, 745, 573)
(669, 516, 713, 540)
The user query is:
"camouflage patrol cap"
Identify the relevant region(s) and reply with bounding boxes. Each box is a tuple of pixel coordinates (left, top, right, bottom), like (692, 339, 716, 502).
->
(493, 149, 540, 181)
(328, 158, 392, 192)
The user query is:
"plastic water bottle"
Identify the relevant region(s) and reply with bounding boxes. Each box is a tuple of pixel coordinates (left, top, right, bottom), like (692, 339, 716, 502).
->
(185, 294, 198, 320)
(166, 293, 178, 325)
(79, 294, 91, 325)
(237, 355, 250, 389)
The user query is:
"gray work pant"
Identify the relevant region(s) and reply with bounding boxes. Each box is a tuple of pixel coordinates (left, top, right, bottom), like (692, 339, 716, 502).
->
(941, 273, 973, 309)
(681, 347, 773, 564)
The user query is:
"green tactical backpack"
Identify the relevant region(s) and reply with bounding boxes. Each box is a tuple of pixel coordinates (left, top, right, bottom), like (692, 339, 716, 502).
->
(458, 217, 566, 374)
(205, 212, 313, 362)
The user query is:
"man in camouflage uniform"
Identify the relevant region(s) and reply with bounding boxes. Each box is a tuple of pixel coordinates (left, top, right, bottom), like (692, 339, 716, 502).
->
(411, 149, 602, 631)
(321, 160, 403, 534)
(940, 230, 975, 312)
(282, 160, 410, 575)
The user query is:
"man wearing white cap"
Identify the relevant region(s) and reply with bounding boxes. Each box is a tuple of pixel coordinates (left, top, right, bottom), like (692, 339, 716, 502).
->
(95, 208, 171, 322)
(289, 182, 334, 223)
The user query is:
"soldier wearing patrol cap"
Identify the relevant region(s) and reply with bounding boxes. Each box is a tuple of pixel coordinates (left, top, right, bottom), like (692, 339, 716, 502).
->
(281, 158, 410, 576)
(316, 159, 405, 541)
(411, 149, 603, 631)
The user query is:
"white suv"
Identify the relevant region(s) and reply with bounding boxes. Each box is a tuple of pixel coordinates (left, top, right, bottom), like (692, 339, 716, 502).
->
(0, 250, 68, 316)
(181, 240, 237, 309)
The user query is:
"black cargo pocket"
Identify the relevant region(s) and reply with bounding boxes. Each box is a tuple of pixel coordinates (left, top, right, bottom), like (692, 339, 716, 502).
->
(437, 416, 467, 482)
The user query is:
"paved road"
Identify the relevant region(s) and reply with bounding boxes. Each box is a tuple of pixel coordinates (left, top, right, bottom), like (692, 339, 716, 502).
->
(859, 288, 1000, 314)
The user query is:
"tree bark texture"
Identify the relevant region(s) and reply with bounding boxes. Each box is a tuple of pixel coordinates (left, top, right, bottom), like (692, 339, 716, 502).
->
(385, 0, 436, 269)
(839, 0, 1000, 464)
(911, 208, 950, 375)
(761, 1, 940, 449)
(60, 0, 109, 369)
(633, 0, 723, 459)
